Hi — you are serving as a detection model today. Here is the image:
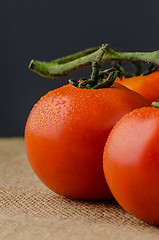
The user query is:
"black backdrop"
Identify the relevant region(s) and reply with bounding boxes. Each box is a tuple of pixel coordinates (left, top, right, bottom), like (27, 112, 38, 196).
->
(1, 0, 159, 136)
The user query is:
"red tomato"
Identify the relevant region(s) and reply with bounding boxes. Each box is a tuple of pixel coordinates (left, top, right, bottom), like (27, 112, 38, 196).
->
(103, 106, 159, 225)
(115, 71, 159, 104)
(25, 83, 150, 200)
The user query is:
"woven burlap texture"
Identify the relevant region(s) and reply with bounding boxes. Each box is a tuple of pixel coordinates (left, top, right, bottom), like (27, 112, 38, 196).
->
(0, 138, 159, 240)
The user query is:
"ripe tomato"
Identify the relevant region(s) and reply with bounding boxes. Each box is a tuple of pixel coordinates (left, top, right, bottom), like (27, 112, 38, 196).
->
(25, 83, 150, 200)
(115, 71, 159, 104)
(103, 106, 159, 225)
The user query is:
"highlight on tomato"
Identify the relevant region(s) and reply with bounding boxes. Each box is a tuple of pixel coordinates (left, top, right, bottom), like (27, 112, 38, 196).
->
(25, 45, 150, 200)
(103, 104, 159, 225)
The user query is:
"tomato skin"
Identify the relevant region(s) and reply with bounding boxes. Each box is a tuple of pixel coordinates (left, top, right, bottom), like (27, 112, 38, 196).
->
(103, 107, 159, 225)
(116, 71, 159, 104)
(25, 83, 150, 200)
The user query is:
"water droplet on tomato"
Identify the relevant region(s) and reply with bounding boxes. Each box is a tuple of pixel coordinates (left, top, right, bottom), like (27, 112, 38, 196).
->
(55, 99, 66, 106)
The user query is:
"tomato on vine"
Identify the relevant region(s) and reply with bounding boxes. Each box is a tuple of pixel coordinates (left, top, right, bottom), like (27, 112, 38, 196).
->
(103, 104, 159, 225)
(25, 45, 150, 200)
(116, 71, 159, 104)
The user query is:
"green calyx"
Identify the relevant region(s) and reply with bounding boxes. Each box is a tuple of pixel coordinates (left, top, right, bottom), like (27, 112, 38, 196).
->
(69, 44, 123, 89)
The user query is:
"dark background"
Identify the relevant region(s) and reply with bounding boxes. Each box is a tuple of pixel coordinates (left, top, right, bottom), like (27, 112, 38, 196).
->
(1, 0, 159, 136)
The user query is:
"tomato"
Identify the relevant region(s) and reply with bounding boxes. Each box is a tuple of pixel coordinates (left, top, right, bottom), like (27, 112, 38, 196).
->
(25, 83, 150, 200)
(103, 106, 159, 225)
(115, 71, 159, 104)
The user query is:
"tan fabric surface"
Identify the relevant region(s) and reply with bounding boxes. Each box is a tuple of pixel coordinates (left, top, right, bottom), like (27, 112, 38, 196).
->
(0, 138, 159, 240)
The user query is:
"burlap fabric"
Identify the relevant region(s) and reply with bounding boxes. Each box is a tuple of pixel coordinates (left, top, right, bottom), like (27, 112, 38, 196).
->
(0, 138, 159, 240)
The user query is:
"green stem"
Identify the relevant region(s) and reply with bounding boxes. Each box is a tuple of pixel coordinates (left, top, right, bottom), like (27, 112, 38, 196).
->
(29, 44, 159, 78)
(90, 44, 108, 83)
(152, 102, 159, 108)
(49, 47, 99, 64)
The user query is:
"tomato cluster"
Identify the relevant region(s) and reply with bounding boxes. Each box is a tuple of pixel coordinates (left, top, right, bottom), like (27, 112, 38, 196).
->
(25, 70, 159, 225)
